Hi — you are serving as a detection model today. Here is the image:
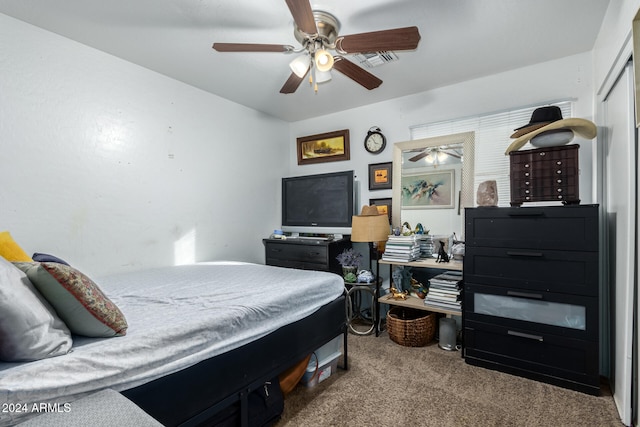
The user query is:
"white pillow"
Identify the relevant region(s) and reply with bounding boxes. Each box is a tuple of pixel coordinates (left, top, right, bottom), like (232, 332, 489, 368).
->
(0, 257, 72, 361)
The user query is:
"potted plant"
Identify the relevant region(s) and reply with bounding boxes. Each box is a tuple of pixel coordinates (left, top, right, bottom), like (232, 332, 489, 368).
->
(336, 248, 362, 282)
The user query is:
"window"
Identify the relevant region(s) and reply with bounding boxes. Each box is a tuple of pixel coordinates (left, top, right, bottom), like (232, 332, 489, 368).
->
(410, 102, 573, 206)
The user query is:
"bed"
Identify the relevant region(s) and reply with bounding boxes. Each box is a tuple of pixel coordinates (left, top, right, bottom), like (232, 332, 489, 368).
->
(0, 260, 348, 426)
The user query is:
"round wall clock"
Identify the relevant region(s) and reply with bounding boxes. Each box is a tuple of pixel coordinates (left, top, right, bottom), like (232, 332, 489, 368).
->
(364, 127, 386, 154)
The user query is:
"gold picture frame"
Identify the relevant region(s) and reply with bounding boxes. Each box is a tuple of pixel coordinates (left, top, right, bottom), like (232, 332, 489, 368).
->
(401, 169, 455, 209)
(297, 129, 350, 165)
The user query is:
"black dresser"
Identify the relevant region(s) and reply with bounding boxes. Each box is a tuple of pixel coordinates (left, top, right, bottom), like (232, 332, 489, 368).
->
(263, 238, 351, 275)
(462, 205, 600, 395)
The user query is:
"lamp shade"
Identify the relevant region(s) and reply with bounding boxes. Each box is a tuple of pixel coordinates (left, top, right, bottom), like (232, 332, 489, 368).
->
(314, 49, 334, 72)
(315, 69, 332, 83)
(289, 55, 310, 78)
(351, 213, 390, 243)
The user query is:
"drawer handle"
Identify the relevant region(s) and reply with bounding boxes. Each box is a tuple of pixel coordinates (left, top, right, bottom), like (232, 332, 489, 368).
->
(507, 290, 543, 299)
(506, 251, 543, 257)
(507, 210, 543, 217)
(508, 330, 544, 342)
(307, 252, 321, 256)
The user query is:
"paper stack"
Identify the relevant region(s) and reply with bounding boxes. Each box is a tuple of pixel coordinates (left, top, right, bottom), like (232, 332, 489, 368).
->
(381, 235, 421, 262)
(417, 234, 434, 258)
(424, 270, 463, 312)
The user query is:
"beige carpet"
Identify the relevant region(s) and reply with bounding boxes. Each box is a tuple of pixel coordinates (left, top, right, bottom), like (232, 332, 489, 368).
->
(277, 332, 622, 427)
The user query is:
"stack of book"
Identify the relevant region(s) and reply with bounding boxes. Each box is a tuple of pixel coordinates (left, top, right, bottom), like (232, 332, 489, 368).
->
(381, 235, 421, 262)
(417, 234, 434, 258)
(424, 271, 463, 312)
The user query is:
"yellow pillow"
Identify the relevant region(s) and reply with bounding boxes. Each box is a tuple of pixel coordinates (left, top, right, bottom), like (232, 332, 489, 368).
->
(0, 231, 33, 262)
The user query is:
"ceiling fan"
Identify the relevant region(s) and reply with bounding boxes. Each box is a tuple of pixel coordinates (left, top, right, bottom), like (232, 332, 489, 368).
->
(212, 0, 421, 94)
(409, 147, 462, 163)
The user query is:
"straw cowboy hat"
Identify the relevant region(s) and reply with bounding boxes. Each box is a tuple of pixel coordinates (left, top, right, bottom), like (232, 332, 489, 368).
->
(504, 106, 597, 155)
(357, 205, 383, 216)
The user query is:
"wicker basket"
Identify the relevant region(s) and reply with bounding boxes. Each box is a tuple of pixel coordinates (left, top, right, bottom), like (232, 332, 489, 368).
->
(386, 307, 436, 347)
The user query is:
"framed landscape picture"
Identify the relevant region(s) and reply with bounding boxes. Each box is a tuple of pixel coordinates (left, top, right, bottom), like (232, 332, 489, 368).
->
(401, 169, 454, 209)
(296, 129, 350, 165)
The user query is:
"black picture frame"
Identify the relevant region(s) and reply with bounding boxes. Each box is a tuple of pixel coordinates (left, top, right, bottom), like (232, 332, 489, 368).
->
(368, 162, 392, 190)
(369, 197, 392, 223)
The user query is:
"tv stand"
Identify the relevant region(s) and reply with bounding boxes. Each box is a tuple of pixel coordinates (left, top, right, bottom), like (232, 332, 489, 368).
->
(263, 237, 351, 275)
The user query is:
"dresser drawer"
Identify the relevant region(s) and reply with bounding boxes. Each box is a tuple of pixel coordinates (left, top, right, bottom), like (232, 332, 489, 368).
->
(510, 171, 579, 204)
(463, 246, 598, 296)
(265, 242, 328, 265)
(463, 283, 598, 340)
(464, 205, 598, 251)
(464, 319, 599, 394)
(263, 238, 351, 274)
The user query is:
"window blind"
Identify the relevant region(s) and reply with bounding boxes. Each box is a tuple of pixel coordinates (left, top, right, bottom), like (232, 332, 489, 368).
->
(409, 102, 572, 206)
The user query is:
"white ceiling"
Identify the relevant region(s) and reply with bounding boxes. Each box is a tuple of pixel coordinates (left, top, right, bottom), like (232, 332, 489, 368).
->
(0, 0, 610, 122)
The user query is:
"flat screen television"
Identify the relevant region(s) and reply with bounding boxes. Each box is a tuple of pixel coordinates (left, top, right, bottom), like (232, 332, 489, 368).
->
(281, 170, 357, 237)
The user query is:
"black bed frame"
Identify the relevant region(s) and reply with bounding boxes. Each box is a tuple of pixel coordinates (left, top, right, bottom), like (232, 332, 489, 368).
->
(122, 295, 348, 426)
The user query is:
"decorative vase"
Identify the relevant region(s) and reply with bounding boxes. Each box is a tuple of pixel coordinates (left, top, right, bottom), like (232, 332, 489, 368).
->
(342, 265, 357, 282)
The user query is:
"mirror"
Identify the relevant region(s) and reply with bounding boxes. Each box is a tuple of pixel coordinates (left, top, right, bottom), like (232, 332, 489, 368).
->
(392, 131, 475, 239)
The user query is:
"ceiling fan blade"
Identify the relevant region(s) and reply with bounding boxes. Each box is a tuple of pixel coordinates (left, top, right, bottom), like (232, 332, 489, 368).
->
(409, 151, 429, 162)
(285, 0, 317, 35)
(212, 43, 293, 52)
(280, 68, 309, 94)
(336, 26, 421, 54)
(332, 57, 382, 90)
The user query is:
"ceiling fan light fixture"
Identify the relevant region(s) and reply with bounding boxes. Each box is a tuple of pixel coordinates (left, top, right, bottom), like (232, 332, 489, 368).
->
(425, 152, 435, 163)
(315, 69, 332, 83)
(314, 49, 334, 72)
(289, 54, 310, 78)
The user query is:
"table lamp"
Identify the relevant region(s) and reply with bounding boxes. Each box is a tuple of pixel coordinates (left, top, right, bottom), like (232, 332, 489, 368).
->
(351, 206, 390, 246)
(351, 206, 390, 335)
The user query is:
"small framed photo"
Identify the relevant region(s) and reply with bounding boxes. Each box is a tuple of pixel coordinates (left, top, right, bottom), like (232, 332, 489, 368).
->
(296, 129, 350, 165)
(368, 162, 392, 190)
(369, 197, 392, 223)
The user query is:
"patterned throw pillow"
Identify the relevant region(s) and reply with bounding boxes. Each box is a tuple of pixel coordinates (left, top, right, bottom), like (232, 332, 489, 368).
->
(15, 262, 128, 337)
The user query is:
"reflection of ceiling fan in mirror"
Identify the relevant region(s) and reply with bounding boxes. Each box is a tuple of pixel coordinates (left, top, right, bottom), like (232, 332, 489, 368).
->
(212, 0, 421, 94)
(409, 147, 463, 163)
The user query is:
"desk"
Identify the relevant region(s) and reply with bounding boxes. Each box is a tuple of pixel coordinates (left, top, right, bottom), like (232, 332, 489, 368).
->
(377, 258, 463, 327)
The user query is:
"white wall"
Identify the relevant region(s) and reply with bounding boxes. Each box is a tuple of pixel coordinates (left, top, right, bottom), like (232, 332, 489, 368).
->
(289, 51, 596, 224)
(593, 0, 640, 96)
(0, 15, 289, 276)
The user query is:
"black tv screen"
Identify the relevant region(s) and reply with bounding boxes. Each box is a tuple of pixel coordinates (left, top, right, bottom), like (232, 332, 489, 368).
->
(281, 170, 356, 235)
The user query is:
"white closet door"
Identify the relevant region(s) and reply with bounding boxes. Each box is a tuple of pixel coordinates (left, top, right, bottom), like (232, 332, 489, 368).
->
(603, 62, 635, 426)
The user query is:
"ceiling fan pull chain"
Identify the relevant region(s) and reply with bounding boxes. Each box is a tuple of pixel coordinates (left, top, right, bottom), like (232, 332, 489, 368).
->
(312, 64, 318, 94)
